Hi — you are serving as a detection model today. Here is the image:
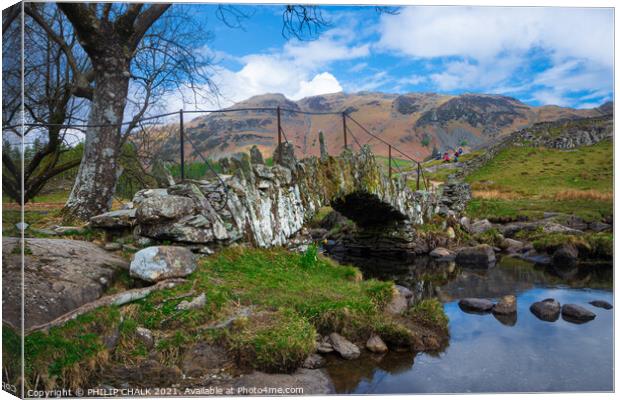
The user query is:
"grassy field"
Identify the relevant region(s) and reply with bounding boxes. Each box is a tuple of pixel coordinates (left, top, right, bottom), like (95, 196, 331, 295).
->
(465, 140, 612, 221)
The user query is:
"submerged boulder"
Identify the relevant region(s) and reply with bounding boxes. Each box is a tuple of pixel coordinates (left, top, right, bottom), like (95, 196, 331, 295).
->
(530, 298, 561, 322)
(130, 246, 196, 282)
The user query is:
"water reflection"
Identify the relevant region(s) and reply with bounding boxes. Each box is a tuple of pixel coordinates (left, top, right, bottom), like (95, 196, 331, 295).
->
(324, 249, 613, 393)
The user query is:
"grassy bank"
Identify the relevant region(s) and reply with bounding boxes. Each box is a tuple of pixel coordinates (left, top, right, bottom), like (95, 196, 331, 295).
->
(12, 246, 448, 390)
(464, 140, 612, 222)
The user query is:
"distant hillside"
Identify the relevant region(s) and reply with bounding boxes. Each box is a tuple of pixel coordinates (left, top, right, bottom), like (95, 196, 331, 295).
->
(147, 92, 610, 162)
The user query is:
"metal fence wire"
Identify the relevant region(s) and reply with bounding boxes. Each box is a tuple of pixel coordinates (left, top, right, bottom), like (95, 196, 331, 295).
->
(3, 105, 431, 192)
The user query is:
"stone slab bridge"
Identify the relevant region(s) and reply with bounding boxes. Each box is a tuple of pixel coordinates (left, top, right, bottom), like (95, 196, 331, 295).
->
(91, 145, 439, 249)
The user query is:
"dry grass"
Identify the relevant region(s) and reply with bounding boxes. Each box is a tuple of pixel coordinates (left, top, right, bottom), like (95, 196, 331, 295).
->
(472, 189, 520, 200)
(552, 189, 613, 202)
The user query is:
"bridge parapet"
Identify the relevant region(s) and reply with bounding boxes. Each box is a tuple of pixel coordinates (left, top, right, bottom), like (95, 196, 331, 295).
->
(91, 145, 439, 249)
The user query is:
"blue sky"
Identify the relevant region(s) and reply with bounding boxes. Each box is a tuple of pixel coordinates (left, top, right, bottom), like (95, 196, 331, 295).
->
(170, 5, 614, 110)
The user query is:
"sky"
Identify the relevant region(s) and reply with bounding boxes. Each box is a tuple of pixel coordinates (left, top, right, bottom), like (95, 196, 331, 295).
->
(168, 4, 614, 110)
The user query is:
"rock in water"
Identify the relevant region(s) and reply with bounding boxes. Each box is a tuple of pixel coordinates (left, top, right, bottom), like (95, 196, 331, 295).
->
(458, 298, 494, 313)
(455, 244, 496, 267)
(366, 334, 388, 353)
(302, 354, 326, 369)
(130, 246, 196, 282)
(328, 333, 361, 360)
(589, 300, 613, 310)
(429, 247, 453, 258)
(530, 298, 561, 322)
(316, 337, 334, 353)
(250, 145, 264, 165)
(2, 238, 128, 329)
(561, 304, 596, 323)
(493, 295, 517, 315)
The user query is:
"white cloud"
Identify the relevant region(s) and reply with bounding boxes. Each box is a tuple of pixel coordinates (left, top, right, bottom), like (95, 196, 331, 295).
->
(168, 27, 367, 110)
(377, 6, 613, 105)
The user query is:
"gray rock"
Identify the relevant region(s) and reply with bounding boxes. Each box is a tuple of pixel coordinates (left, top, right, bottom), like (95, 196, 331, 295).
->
(90, 209, 137, 229)
(135, 195, 196, 223)
(130, 246, 196, 282)
(589, 300, 613, 310)
(136, 236, 154, 247)
(272, 142, 297, 170)
(458, 298, 494, 313)
(455, 244, 496, 267)
(316, 337, 334, 354)
(386, 285, 413, 314)
(589, 221, 612, 232)
(2, 238, 128, 329)
(501, 238, 525, 253)
(469, 219, 494, 235)
(53, 226, 84, 234)
(328, 333, 361, 360)
(530, 298, 561, 322)
(561, 304, 596, 323)
(429, 247, 453, 258)
(151, 159, 176, 188)
(493, 295, 517, 315)
(135, 327, 154, 349)
(366, 334, 388, 353)
(176, 293, 207, 311)
(302, 353, 326, 369)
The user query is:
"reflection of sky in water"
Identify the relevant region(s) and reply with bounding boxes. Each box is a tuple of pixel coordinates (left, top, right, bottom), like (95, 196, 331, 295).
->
(347, 288, 613, 394)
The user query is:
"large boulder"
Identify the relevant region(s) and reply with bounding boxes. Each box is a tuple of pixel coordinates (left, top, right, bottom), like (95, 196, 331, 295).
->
(2, 238, 128, 329)
(561, 304, 596, 324)
(455, 244, 496, 267)
(458, 298, 494, 313)
(130, 246, 197, 282)
(136, 195, 196, 223)
(328, 333, 361, 360)
(530, 298, 561, 322)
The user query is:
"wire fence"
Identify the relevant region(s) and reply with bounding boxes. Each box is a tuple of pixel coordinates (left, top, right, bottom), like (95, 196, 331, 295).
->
(3, 105, 432, 200)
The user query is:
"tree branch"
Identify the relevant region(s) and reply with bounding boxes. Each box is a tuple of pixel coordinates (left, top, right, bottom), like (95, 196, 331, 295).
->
(129, 4, 171, 51)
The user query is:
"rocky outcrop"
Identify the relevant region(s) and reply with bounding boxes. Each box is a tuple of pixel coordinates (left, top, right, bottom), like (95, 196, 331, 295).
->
(92, 145, 439, 249)
(130, 246, 197, 282)
(437, 179, 471, 217)
(2, 238, 128, 329)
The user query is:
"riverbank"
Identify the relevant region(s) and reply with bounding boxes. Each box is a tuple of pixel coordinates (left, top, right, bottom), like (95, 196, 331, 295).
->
(4, 245, 449, 393)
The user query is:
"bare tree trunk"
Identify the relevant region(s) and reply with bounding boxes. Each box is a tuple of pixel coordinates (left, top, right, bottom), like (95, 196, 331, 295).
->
(63, 57, 130, 221)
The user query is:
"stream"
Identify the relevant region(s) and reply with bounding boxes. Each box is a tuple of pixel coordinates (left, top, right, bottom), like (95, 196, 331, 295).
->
(324, 252, 614, 393)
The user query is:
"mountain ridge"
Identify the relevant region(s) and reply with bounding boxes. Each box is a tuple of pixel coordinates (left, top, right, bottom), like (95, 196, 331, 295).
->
(152, 92, 611, 162)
